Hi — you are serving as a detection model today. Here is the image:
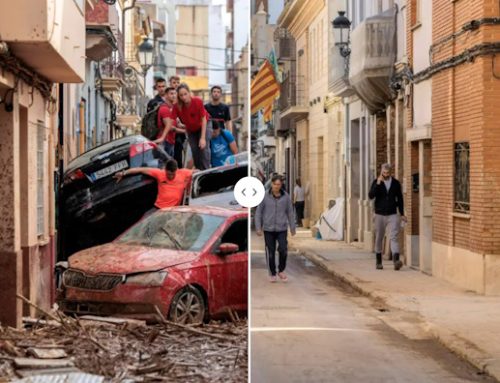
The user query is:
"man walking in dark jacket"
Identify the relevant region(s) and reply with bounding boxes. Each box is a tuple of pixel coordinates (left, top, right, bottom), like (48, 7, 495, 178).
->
(368, 163, 407, 270)
(255, 175, 296, 282)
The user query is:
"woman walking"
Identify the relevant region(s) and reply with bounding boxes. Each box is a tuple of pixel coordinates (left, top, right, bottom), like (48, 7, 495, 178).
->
(171, 84, 211, 170)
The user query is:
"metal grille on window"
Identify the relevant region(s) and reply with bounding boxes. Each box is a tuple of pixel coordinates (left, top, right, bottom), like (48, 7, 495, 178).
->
(37, 121, 45, 237)
(454, 142, 470, 213)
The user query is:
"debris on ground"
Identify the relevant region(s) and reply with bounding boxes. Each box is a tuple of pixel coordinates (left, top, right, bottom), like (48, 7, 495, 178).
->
(0, 310, 248, 382)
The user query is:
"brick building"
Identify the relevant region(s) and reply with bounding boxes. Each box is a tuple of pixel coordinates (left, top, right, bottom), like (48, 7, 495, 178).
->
(405, 0, 500, 294)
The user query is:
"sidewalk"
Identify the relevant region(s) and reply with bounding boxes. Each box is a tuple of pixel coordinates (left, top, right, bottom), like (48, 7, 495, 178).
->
(289, 234, 500, 382)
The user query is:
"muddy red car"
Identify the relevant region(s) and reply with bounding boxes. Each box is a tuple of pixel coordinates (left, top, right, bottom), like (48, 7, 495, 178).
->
(58, 206, 247, 324)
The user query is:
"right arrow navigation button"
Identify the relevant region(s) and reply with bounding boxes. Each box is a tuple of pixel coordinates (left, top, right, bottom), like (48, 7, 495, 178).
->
(234, 177, 265, 208)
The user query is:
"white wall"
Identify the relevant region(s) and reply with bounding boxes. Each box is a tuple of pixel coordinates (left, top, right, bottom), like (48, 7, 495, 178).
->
(233, 0, 250, 62)
(209, 4, 227, 85)
(412, 0, 432, 73)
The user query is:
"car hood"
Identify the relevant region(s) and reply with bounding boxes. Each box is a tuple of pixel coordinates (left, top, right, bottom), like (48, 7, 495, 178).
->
(68, 243, 199, 275)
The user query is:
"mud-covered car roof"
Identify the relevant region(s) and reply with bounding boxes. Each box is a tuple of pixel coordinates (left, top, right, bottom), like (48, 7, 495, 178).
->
(158, 205, 246, 217)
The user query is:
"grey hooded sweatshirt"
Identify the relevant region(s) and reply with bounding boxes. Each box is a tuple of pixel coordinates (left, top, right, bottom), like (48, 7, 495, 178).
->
(255, 189, 296, 234)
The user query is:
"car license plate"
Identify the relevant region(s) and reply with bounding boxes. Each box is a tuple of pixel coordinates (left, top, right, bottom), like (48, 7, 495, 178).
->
(90, 160, 128, 181)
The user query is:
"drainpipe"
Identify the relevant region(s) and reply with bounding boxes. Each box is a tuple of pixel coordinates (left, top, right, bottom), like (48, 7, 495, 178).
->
(344, 101, 349, 242)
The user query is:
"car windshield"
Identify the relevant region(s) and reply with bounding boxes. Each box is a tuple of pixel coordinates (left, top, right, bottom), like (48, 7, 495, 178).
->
(116, 211, 225, 251)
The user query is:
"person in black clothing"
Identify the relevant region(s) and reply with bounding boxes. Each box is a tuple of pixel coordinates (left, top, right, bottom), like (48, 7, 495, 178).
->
(146, 78, 167, 113)
(368, 163, 407, 271)
(204, 85, 232, 133)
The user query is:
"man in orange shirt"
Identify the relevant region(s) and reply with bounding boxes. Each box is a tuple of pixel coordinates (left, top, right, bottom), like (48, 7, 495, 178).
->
(113, 159, 193, 212)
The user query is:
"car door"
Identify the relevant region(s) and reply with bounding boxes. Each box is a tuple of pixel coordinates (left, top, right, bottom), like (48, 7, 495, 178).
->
(216, 217, 248, 311)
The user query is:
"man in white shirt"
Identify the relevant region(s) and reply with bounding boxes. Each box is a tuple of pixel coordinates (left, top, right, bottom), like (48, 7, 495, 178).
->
(293, 178, 305, 227)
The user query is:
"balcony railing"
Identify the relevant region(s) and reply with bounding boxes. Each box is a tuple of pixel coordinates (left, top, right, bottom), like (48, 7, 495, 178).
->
(278, 75, 306, 111)
(348, 7, 397, 112)
(100, 57, 125, 80)
(274, 28, 294, 59)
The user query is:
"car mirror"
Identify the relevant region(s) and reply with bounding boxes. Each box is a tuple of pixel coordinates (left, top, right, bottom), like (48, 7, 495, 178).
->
(218, 243, 239, 255)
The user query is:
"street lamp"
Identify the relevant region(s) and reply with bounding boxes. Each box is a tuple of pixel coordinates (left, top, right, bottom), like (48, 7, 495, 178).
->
(332, 11, 351, 58)
(138, 37, 154, 89)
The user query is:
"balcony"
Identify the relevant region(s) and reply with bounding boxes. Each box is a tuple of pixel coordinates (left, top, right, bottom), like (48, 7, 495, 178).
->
(278, 74, 308, 128)
(274, 28, 294, 60)
(348, 8, 397, 113)
(85, 1, 119, 61)
(0, 0, 85, 82)
(99, 57, 124, 93)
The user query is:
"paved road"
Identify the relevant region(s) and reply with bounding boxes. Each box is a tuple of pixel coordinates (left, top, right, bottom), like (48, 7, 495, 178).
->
(250, 233, 495, 383)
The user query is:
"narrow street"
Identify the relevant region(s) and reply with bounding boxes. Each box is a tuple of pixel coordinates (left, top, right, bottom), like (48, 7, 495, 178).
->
(250, 232, 495, 383)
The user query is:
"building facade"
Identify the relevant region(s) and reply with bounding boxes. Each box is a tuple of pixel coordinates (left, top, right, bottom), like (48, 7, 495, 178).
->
(275, 0, 344, 222)
(0, 0, 86, 327)
(405, 0, 500, 294)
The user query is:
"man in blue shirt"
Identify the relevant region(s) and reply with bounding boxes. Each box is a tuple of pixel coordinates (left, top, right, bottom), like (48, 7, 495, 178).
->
(210, 124, 238, 167)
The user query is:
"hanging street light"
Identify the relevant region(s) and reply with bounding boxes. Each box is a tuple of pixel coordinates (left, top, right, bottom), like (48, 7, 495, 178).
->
(138, 37, 154, 73)
(332, 11, 351, 58)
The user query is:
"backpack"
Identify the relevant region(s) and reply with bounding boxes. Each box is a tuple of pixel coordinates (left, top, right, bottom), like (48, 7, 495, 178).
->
(141, 102, 162, 140)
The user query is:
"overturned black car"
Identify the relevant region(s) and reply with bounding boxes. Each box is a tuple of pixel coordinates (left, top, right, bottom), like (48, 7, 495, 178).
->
(58, 135, 170, 261)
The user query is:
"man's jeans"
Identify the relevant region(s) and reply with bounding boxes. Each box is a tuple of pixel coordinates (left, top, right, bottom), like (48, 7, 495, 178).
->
(163, 141, 175, 158)
(264, 231, 288, 276)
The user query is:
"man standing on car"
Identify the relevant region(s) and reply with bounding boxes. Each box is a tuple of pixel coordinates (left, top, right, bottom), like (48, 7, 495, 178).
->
(170, 75, 186, 167)
(154, 87, 186, 157)
(113, 159, 193, 212)
(172, 83, 211, 170)
(210, 123, 238, 167)
(255, 175, 296, 283)
(147, 77, 168, 113)
(205, 85, 233, 133)
(368, 163, 407, 270)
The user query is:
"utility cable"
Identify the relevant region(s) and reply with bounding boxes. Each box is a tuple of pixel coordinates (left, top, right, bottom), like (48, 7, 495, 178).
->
(162, 47, 226, 68)
(158, 39, 245, 53)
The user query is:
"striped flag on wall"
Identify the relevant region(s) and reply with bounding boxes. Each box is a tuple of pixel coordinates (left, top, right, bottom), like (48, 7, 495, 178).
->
(251, 59, 280, 122)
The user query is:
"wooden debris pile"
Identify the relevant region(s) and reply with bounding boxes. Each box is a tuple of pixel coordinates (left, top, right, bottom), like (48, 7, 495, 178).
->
(0, 310, 247, 382)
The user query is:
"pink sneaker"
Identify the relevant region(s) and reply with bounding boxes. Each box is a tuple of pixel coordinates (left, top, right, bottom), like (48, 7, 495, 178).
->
(269, 275, 277, 283)
(278, 272, 288, 282)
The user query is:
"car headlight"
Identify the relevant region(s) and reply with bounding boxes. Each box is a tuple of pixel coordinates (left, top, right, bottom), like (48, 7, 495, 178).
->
(125, 271, 168, 286)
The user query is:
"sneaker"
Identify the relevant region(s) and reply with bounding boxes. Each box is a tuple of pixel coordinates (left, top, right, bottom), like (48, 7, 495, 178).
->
(278, 272, 288, 282)
(269, 275, 277, 283)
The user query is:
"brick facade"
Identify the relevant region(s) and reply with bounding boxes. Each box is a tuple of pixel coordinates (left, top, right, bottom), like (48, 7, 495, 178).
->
(429, 1, 500, 255)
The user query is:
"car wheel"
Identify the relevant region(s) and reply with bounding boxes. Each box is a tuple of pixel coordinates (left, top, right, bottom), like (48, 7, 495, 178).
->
(168, 286, 205, 325)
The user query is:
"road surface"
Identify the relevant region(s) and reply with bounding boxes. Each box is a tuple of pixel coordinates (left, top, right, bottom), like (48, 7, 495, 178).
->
(250, 232, 495, 383)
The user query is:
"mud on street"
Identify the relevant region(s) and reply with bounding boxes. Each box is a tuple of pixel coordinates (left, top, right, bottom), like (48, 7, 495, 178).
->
(0, 309, 247, 382)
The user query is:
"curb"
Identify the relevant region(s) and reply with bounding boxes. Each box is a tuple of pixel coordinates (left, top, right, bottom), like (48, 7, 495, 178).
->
(292, 245, 500, 382)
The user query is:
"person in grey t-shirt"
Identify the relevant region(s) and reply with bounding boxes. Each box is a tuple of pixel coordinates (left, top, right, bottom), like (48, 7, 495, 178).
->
(255, 175, 296, 283)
